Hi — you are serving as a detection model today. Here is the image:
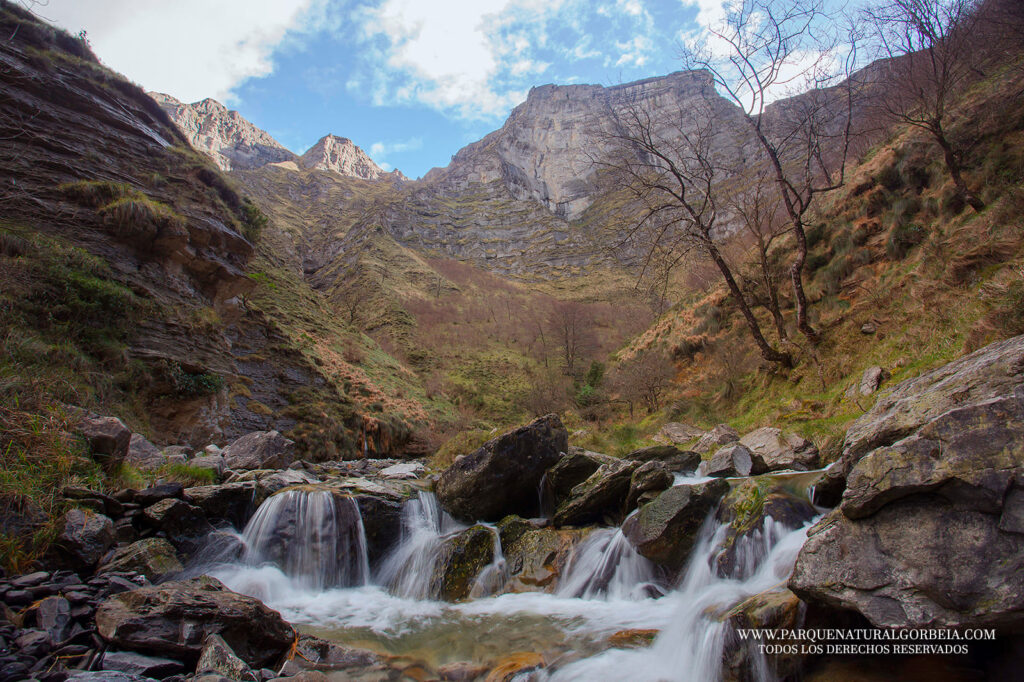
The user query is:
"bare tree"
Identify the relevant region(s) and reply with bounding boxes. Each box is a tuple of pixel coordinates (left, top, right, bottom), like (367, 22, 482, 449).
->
(610, 350, 676, 416)
(603, 93, 793, 367)
(684, 0, 861, 344)
(548, 300, 597, 378)
(864, 0, 986, 210)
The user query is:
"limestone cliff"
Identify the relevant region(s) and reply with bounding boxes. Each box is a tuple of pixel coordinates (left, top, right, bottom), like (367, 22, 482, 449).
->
(149, 92, 297, 171)
(298, 134, 385, 180)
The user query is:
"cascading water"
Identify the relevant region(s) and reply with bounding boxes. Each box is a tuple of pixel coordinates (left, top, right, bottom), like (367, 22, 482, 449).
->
(469, 523, 510, 598)
(556, 520, 661, 600)
(234, 488, 370, 592)
(375, 490, 465, 599)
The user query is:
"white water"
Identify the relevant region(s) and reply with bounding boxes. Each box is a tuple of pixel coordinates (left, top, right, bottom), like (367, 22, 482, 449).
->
(209, 484, 817, 680)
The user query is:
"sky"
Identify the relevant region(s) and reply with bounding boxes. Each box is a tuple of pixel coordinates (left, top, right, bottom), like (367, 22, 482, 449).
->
(37, 1, 735, 178)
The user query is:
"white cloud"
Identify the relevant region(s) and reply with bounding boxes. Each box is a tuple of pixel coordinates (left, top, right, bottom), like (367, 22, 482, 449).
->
(36, 0, 322, 103)
(614, 35, 653, 67)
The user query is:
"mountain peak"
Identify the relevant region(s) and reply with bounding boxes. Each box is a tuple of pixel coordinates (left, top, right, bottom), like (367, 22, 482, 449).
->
(298, 134, 384, 180)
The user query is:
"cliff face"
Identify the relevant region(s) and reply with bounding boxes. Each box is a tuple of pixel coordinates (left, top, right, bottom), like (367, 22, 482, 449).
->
(423, 71, 742, 220)
(149, 92, 297, 171)
(298, 134, 385, 180)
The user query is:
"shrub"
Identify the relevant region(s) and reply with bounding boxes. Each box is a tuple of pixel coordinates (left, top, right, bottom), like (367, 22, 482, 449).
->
(886, 223, 926, 260)
(240, 199, 268, 243)
(165, 361, 224, 396)
(98, 196, 185, 238)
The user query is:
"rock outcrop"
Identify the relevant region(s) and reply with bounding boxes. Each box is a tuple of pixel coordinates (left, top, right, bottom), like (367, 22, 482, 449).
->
(738, 427, 818, 472)
(299, 134, 383, 179)
(436, 414, 568, 521)
(790, 335, 1024, 630)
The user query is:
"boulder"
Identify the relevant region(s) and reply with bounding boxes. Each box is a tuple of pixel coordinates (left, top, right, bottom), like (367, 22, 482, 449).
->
(188, 453, 226, 478)
(255, 469, 320, 502)
(352, 495, 403, 569)
(722, 590, 805, 682)
(98, 538, 184, 582)
(196, 633, 251, 679)
(51, 508, 115, 571)
(78, 414, 131, 466)
(278, 634, 384, 677)
(222, 430, 296, 471)
(790, 383, 1024, 629)
(431, 525, 495, 601)
(544, 447, 618, 506)
(142, 498, 214, 554)
(621, 480, 729, 570)
(133, 483, 184, 507)
(738, 427, 818, 472)
(184, 481, 257, 529)
(500, 523, 585, 593)
(856, 366, 890, 397)
(552, 459, 639, 527)
(653, 422, 705, 445)
(125, 434, 166, 471)
(95, 575, 295, 667)
(693, 424, 740, 454)
(378, 462, 426, 479)
(625, 461, 674, 509)
(436, 414, 568, 521)
(99, 651, 185, 678)
(706, 443, 756, 477)
(624, 445, 701, 473)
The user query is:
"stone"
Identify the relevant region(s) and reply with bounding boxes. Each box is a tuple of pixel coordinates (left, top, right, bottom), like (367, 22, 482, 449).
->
(277, 635, 383, 676)
(65, 673, 159, 682)
(51, 509, 115, 572)
(693, 424, 740, 454)
(738, 427, 818, 472)
(62, 487, 123, 517)
(790, 385, 1024, 629)
(100, 650, 185, 678)
(723, 590, 805, 681)
(142, 498, 214, 554)
(544, 448, 618, 506)
(184, 482, 257, 529)
(11, 570, 50, 588)
(196, 634, 251, 679)
(189, 454, 226, 478)
(857, 366, 890, 397)
(98, 538, 184, 582)
(378, 462, 426, 479)
(860, 321, 877, 334)
(438, 661, 491, 681)
(606, 629, 659, 648)
(706, 443, 756, 477)
(32, 596, 72, 643)
(77, 415, 131, 466)
(436, 414, 568, 521)
(133, 483, 184, 507)
(500, 524, 584, 593)
(352, 495, 403, 569)
(552, 459, 639, 527)
(95, 576, 295, 668)
(222, 431, 296, 471)
(125, 434, 166, 471)
(625, 461, 674, 509)
(623, 445, 701, 473)
(653, 422, 705, 445)
(255, 470, 319, 501)
(621, 480, 729, 570)
(431, 525, 496, 602)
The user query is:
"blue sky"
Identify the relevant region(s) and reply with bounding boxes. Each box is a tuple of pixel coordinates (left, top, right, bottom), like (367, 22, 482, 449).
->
(41, 1, 731, 178)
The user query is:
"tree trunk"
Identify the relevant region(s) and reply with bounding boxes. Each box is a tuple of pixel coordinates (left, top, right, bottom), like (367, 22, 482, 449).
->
(789, 218, 819, 344)
(934, 124, 985, 212)
(758, 242, 788, 342)
(707, 244, 792, 367)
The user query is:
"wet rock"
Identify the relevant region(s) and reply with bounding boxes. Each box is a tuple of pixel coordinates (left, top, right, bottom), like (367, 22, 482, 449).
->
(125, 434, 166, 472)
(486, 652, 545, 681)
(653, 422, 705, 445)
(98, 538, 183, 582)
(184, 481, 257, 529)
(100, 650, 185, 678)
(544, 448, 617, 506)
(431, 525, 495, 601)
(500, 524, 585, 593)
(621, 480, 729, 570)
(95, 575, 294, 667)
(378, 462, 425, 479)
(352, 495, 403, 569)
(693, 424, 740, 454)
(706, 443, 756, 477)
(278, 634, 384, 677)
(65, 672, 159, 682)
(142, 498, 214, 554)
(606, 629, 658, 648)
(552, 459, 639, 527)
(625, 461, 673, 510)
(438, 661, 491, 681)
(723, 589, 805, 682)
(15, 629, 53, 658)
(625, 445, 701, 473)
(436, 414, 568, 522)
(11, 571, 49, 588)
(51, 509, 115, 572)
(133, 483, 184, 507)
(196, 633, 251, 679)
(790, 390, 1024, 629)
(77, 415, 131, 467)
(222, 431, 296, 471)
(254, 470, 319, 502)
(739, 427, 818, 472)
(808, 464, 845, 508)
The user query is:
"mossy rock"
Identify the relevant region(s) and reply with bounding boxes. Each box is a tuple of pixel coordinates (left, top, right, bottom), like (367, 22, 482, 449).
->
(430, 525, 495, 601)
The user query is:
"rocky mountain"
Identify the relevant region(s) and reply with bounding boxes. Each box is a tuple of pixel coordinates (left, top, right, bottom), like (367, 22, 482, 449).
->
(149, 92, 296, 171)
(298, 134, 385, 180)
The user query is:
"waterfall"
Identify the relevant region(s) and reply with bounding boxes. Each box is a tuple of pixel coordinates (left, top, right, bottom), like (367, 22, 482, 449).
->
(549, 512, 816, 681)
(238, 488, 369, 591)
(469, 523, 510, 598)
(556, 524, 661, 601)
(376, 491, 465, 599)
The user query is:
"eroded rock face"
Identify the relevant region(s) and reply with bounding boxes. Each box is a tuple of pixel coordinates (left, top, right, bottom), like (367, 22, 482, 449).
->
(436, 414, 568, 521)
(95, 576, 294, 667)
(621, 480, 729, 570)
(184, 481, 257, 529)
(790, 337, 1024, 630)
